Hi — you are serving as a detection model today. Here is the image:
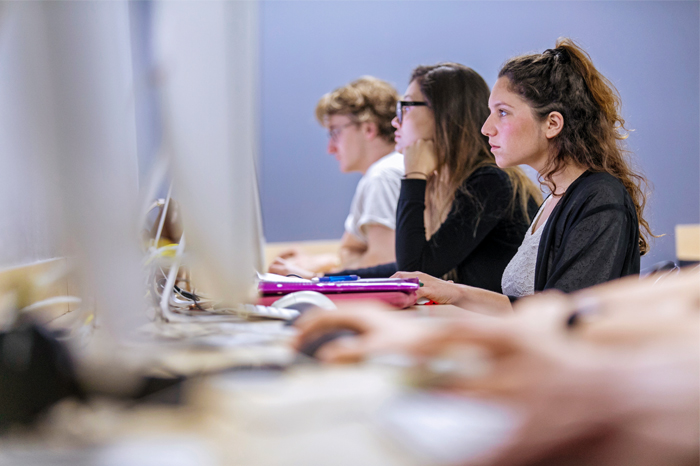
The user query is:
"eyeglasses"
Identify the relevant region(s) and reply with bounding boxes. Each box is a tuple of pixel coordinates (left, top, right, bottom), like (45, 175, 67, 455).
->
(328, 122, 357, 142)
(396, 100, 428, 125)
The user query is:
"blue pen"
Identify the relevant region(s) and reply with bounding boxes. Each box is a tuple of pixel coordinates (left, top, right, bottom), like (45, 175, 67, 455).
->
(317, 275, 360, 282)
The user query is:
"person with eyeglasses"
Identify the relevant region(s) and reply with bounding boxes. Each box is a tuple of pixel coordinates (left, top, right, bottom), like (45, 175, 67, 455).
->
(326, 63, 541, 293)
(268, 76, 404, 278)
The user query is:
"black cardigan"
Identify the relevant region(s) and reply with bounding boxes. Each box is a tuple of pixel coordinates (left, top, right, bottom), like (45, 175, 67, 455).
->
(329, 165, 539, 293)
(530, 170, 640, 297)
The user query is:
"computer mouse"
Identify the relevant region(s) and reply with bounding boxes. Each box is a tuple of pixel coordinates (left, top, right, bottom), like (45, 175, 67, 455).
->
(271, 291, 337, 313)
(297, 329, 360, 359)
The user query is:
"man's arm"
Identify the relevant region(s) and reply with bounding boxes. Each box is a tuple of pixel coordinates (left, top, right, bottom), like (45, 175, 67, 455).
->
(339, 224, 395, 270)
(268, 248, 341, 278)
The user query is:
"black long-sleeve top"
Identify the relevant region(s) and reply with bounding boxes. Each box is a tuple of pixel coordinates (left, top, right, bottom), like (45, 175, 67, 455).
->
(329, 165, 539, 293)
(532, 170, 640, 296)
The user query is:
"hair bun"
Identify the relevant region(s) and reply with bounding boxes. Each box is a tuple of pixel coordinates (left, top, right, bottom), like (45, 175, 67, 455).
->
(544, 47, 570, 64)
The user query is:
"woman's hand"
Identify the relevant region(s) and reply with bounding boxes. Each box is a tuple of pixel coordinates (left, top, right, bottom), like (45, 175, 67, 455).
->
(403, 139, 437, 178)
(392, 271, 461, 304)
(394, 271, 514, 315)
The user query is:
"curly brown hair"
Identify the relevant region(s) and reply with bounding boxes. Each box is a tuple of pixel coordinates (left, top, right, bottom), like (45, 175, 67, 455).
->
(499, 38, 653, 254)
(315, 76, 398, 144)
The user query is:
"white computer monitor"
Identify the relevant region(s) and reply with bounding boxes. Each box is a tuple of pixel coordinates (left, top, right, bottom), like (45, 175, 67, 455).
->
(7, 0, 265, 334)
(151, 0, 265, 310)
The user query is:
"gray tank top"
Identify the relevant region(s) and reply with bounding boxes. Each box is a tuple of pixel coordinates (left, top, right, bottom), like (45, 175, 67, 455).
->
(501, 199, 549, 298)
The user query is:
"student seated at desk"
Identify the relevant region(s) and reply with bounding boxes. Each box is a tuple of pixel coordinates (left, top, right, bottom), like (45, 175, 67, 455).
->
(327, 63, 541, 293)
(392, 38, 654, 314)
(268, 77, 403, 277)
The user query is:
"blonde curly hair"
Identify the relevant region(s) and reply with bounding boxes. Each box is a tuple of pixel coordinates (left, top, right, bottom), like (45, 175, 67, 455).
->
(315, 76, 399, 144)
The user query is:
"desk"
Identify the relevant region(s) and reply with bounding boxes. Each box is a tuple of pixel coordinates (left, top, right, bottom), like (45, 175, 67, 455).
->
(676, 224, 700, 263)
(1, 304, 489, 466)
(264, 240, 340, 270)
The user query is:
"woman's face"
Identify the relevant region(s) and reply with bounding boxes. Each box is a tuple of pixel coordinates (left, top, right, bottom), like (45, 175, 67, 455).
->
(482, 77, 551, 171)
(392, 80, 435, 153)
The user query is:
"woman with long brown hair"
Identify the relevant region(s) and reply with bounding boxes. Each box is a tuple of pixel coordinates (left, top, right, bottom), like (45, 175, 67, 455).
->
(328, 63, 542, 293)
(396, 38, 652, 313)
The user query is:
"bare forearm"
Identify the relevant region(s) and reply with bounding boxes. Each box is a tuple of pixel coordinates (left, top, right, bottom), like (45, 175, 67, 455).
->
(339, 226, 396, 270)
(338, 246, 364, 270)
(340, 248, 396, 271)
(306, 253, 341, 273)
(453, 284, 513, 316)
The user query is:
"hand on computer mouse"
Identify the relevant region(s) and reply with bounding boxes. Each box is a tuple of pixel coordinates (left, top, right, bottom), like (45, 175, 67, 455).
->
(293, 302, 433, 363)
(296, 329, 360, 359)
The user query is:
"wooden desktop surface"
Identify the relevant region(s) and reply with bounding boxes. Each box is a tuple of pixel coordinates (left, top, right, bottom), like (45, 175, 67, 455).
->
(676, 224, 700, 261)
(264, 239, 340, 270)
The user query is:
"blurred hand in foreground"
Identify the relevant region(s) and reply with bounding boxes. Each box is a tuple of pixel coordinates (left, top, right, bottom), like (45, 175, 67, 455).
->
(293, 302, 443, 363)
(293, 269, 700, 466)
(407, 272, 700, 466)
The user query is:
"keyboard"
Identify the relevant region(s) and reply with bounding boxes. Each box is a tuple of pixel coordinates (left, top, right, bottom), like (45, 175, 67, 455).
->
(237, 304, 300, 321)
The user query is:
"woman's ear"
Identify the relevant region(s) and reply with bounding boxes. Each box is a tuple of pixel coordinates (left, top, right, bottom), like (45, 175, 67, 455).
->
(544, 111, 564, 139)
